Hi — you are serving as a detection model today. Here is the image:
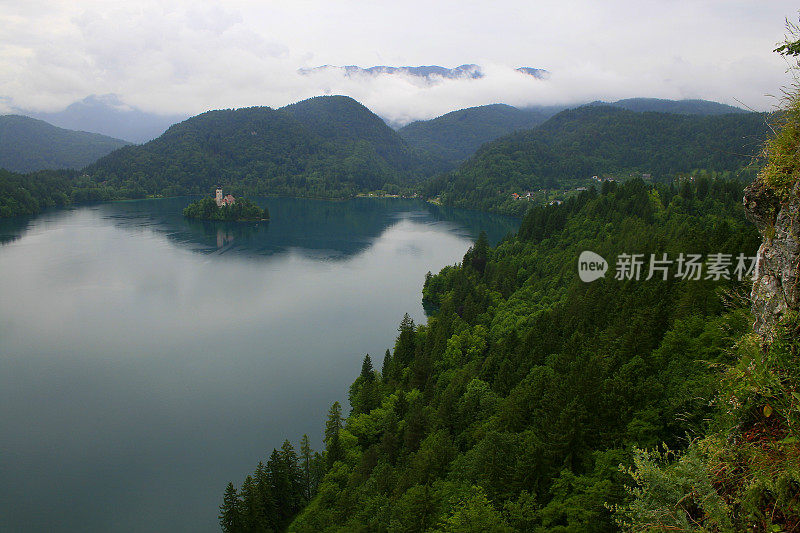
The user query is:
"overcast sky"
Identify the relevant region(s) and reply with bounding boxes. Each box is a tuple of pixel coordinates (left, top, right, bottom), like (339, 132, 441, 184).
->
(1, 1, 798, 124)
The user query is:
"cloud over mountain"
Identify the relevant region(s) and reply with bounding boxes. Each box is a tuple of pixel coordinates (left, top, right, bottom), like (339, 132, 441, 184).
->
(0, 1, 794, 127)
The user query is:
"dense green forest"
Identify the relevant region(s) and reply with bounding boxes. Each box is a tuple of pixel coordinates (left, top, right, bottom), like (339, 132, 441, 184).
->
(221, 177, 765, 531)
(0, 114, 130, 173)
(398, 104, 552, 166)
(425, 106, 769, 215)
(84, 96, 444, 199)
(183, 197, 269, 221)
(0, 168, 120, 217)
(398, 99, 746, 169)
(605, 98, 747, 116)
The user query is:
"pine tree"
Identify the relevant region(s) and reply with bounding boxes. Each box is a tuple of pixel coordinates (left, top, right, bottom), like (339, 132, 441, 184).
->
(471, 230, 489, 273)
(394, 313, 416, 374)
(324, 401, 344, 468)
(381, 349, 392, 381)
(254, 461, 277, 531)
(219, 482, 242, 533)
(360, 353, 375, 382)
(300, 434, 314, 501)
(240, 474, 270, 532)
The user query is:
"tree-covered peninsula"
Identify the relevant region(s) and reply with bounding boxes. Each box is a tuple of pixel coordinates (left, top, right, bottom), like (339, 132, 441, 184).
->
(216, 36, 800, 531)
(183, 197, 269, 222)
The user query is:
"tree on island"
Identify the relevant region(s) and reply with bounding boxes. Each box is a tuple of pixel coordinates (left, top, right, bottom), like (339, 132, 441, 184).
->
(183, 196, 269, 221)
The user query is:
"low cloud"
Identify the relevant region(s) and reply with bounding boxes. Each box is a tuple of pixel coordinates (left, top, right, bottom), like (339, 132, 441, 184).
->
(0, 0, 796, 123)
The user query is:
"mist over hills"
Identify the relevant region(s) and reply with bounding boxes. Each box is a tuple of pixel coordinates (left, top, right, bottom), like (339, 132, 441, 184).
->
(25, 94, 187, 144)
(298, 64, 487, 81)
(0, 115, 130, 173)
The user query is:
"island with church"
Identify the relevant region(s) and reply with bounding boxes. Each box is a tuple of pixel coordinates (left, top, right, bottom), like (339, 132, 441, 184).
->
(183, 187, 270, 222)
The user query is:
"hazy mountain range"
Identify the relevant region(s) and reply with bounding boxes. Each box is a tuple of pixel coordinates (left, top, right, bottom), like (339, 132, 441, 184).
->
(298, 64, 487, 81)
(15, 94, 187, 144)
(298, 64, 552, 84)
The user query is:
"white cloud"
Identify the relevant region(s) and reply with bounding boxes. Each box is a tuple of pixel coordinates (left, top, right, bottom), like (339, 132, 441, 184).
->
(0, 0, 797, 122)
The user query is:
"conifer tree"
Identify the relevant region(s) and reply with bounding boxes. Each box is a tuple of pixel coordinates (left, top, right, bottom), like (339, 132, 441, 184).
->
(299, 434, 314, 501)
(381, 348, 392, 380)
(324, 401, 344, 467)
(360, 354, 375, 382)
(219, 482, 242, 533)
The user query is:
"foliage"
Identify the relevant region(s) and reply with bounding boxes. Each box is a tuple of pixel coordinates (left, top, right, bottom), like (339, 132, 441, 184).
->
(616, 323, 800, 531)
(398, 104, 551, 166)
(219, 437, 323, 532)
(425, 106, 769, 215)
(758, 93, 800, 197)
(225, 178, 760, 531)
(85, 96, 440, 200)
(0, 168, 124, 217)
(0, 114, 130, 173)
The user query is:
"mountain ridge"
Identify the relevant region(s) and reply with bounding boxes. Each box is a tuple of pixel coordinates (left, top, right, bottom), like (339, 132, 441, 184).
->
(0, 114, 131, 173)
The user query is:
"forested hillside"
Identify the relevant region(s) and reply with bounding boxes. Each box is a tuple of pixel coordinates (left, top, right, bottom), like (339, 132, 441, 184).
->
(0, 115, 130, 173)
(398, 104, 552, 166)
(221, 177, 761, 531)
(86, 96, 440, 199)
(607, 98, 747, 115)
(398, 99, 744, 169)
(425, 106, 769, 215)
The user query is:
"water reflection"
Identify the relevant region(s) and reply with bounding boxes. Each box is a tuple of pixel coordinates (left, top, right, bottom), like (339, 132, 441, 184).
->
(0, 215, 33, 245)
(90, 197, 520, 259)
(0, 198, 519, 533)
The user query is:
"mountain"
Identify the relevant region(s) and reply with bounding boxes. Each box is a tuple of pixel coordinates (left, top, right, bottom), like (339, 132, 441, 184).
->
(398, 104, 556, 166)
(281, 95, 417, 171)
(0, 115, 131, 173)
(606, 97, 748, 115)
(87, 95, 440, 198)
(425, 105, 769, 214)
(299, 64, 485, 82)
(515, 67, 550, 79)
(28, 94, 187, 143)
(397, 98, 741, 168)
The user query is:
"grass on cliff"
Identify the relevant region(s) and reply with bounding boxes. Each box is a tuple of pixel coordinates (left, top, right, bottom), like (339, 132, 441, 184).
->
(759, 90, 800, 199)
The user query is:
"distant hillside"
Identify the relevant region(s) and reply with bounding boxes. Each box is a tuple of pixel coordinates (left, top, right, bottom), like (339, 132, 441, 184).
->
(607, 97, 747, 115)
(28, 94, 187, 143)
(0, 115, 131, 173)
(425, 105, 769, 214)
(87, 96, 440, 198)
(397, 98, 743, 168)
(281, 96, 418, 172)
(398, 104, 554, 166)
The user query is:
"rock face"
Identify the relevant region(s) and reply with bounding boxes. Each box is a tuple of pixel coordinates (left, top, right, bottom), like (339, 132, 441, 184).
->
(743, 179, 800, 341)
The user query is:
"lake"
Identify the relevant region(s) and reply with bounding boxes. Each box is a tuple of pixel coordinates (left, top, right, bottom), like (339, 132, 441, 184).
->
(0, 197, 518, 532)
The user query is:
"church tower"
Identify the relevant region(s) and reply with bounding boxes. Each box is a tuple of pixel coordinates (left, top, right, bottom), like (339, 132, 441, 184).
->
(215, 187, 223, 207)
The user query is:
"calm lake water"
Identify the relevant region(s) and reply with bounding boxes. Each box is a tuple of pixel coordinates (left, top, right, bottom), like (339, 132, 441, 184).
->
(0, 197, 518, 533)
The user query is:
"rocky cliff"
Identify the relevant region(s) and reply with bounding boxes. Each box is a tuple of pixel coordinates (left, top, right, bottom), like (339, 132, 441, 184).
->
(744, 178, 800, 341)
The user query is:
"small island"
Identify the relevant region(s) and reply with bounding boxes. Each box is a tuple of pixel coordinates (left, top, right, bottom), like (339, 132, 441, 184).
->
(183, 188, 270, 221)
